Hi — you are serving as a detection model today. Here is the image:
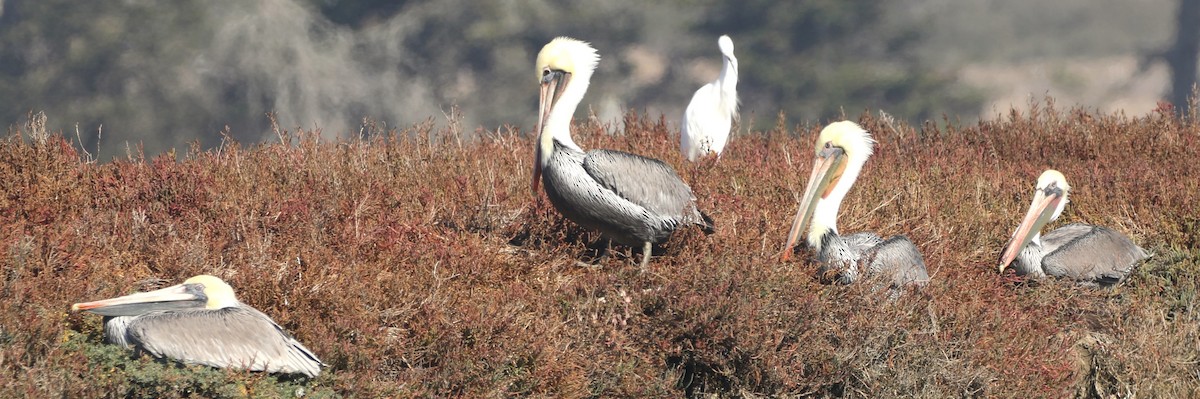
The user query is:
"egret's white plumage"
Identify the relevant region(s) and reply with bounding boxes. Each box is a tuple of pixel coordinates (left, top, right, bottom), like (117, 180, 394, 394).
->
(782, 121, 928, 290)
(999, 170, 1149, 286)
(681, 35, 738, 162)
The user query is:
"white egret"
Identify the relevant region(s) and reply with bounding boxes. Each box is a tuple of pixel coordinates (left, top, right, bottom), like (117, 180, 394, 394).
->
(681, 35, 739, 162)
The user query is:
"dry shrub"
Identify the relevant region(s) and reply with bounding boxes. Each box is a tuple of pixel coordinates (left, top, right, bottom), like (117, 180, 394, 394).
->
(1, 102, 1198, 397)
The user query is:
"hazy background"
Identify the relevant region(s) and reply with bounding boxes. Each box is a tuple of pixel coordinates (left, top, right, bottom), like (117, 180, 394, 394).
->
(0, 0, 1190, 158)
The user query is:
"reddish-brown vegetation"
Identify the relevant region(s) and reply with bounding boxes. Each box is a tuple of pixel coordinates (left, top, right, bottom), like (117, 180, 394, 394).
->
(2, 102, 1199, 397)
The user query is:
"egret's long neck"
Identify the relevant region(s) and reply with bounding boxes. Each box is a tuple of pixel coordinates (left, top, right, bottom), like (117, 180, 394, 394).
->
(806, 157, 866, 250)
(542, 72, 592, 155)
(718, 56, 738, 113)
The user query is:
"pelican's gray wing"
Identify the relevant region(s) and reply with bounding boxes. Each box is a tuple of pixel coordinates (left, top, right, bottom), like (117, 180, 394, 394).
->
(866, 235, 929, 288)
(126, 306, 323, 377)
(818, 232, 927, 290)
(841, 232, 883, 255)
(582, 149, 711, 229)
(817, 232, 882, 284)
(1041, 223, 1148, 285)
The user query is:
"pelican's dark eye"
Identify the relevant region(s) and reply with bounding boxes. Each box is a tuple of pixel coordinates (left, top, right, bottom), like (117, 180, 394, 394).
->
(824, 142, 832, 149)
(542, 68, 550, 77)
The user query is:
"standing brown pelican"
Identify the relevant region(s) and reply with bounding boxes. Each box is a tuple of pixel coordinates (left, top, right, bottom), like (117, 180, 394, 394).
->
(531, 37, 714, 269)
(781, 121, 928, 289)
(999, 170, 1149, 286)
(71, 275, 323, 377)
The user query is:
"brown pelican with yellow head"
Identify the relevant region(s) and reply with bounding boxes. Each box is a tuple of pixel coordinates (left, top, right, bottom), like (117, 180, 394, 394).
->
(72, 275, 323, 377)
(999, 170, 1149, 286)
(531, 37, 714, 269)
(781, 121, 928, 289)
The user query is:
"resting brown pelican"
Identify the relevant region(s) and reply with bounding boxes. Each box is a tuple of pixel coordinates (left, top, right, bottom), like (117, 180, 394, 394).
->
(781, 121, 928, 289)
(71, 275, 323, 377)
(999, 170, 1149, 286)
(531, 37, 714, 269)
(680, 35, 738, 162)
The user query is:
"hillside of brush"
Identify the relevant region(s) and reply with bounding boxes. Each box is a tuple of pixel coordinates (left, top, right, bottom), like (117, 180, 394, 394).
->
(2, 102, 1199, 397)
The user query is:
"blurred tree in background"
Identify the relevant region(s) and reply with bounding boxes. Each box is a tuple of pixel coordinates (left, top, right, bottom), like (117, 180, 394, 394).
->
(0, 0, 1188, 159)
(0, 0, 216, 154)
(696, 0, 982, 123)
(0, 0, 710, 157)
(1165, 0, 1200, 111)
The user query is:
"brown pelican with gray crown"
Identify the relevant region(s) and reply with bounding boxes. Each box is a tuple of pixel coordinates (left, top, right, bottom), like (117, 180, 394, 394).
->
(781, 121, 928, 289)
(71, 275, 323, 377)
(531, 37, 714, 269)
(999, 169, 1149, 286)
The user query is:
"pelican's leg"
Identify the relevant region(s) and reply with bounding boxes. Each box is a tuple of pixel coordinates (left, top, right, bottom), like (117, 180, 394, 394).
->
(576, 238, 611, 268)
(596, 238, 611, 262)
(639, 241, 652, 272)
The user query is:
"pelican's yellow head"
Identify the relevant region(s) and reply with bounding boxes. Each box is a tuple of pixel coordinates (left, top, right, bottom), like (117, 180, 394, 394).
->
(531, 37, 600, 195)
(806, 121, 875, 201)
(999, 169, 1071, 271)
(1029, 169, 1071, 227)
(782, 121, 876, 260)
(184, 275, 240, 309)
(1036, 170, 1071, 199)
(814, 121, 875, 160)
(1031, 169, 1071, 228)
(535, 37, 599, 81)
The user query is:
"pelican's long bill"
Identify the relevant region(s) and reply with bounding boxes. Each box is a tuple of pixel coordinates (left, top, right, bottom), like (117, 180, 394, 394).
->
(782, 144, 848, 261)
(71, 283, 206, 317)
(999, 185, 1064, 272)
(532, 69, 571, 195)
